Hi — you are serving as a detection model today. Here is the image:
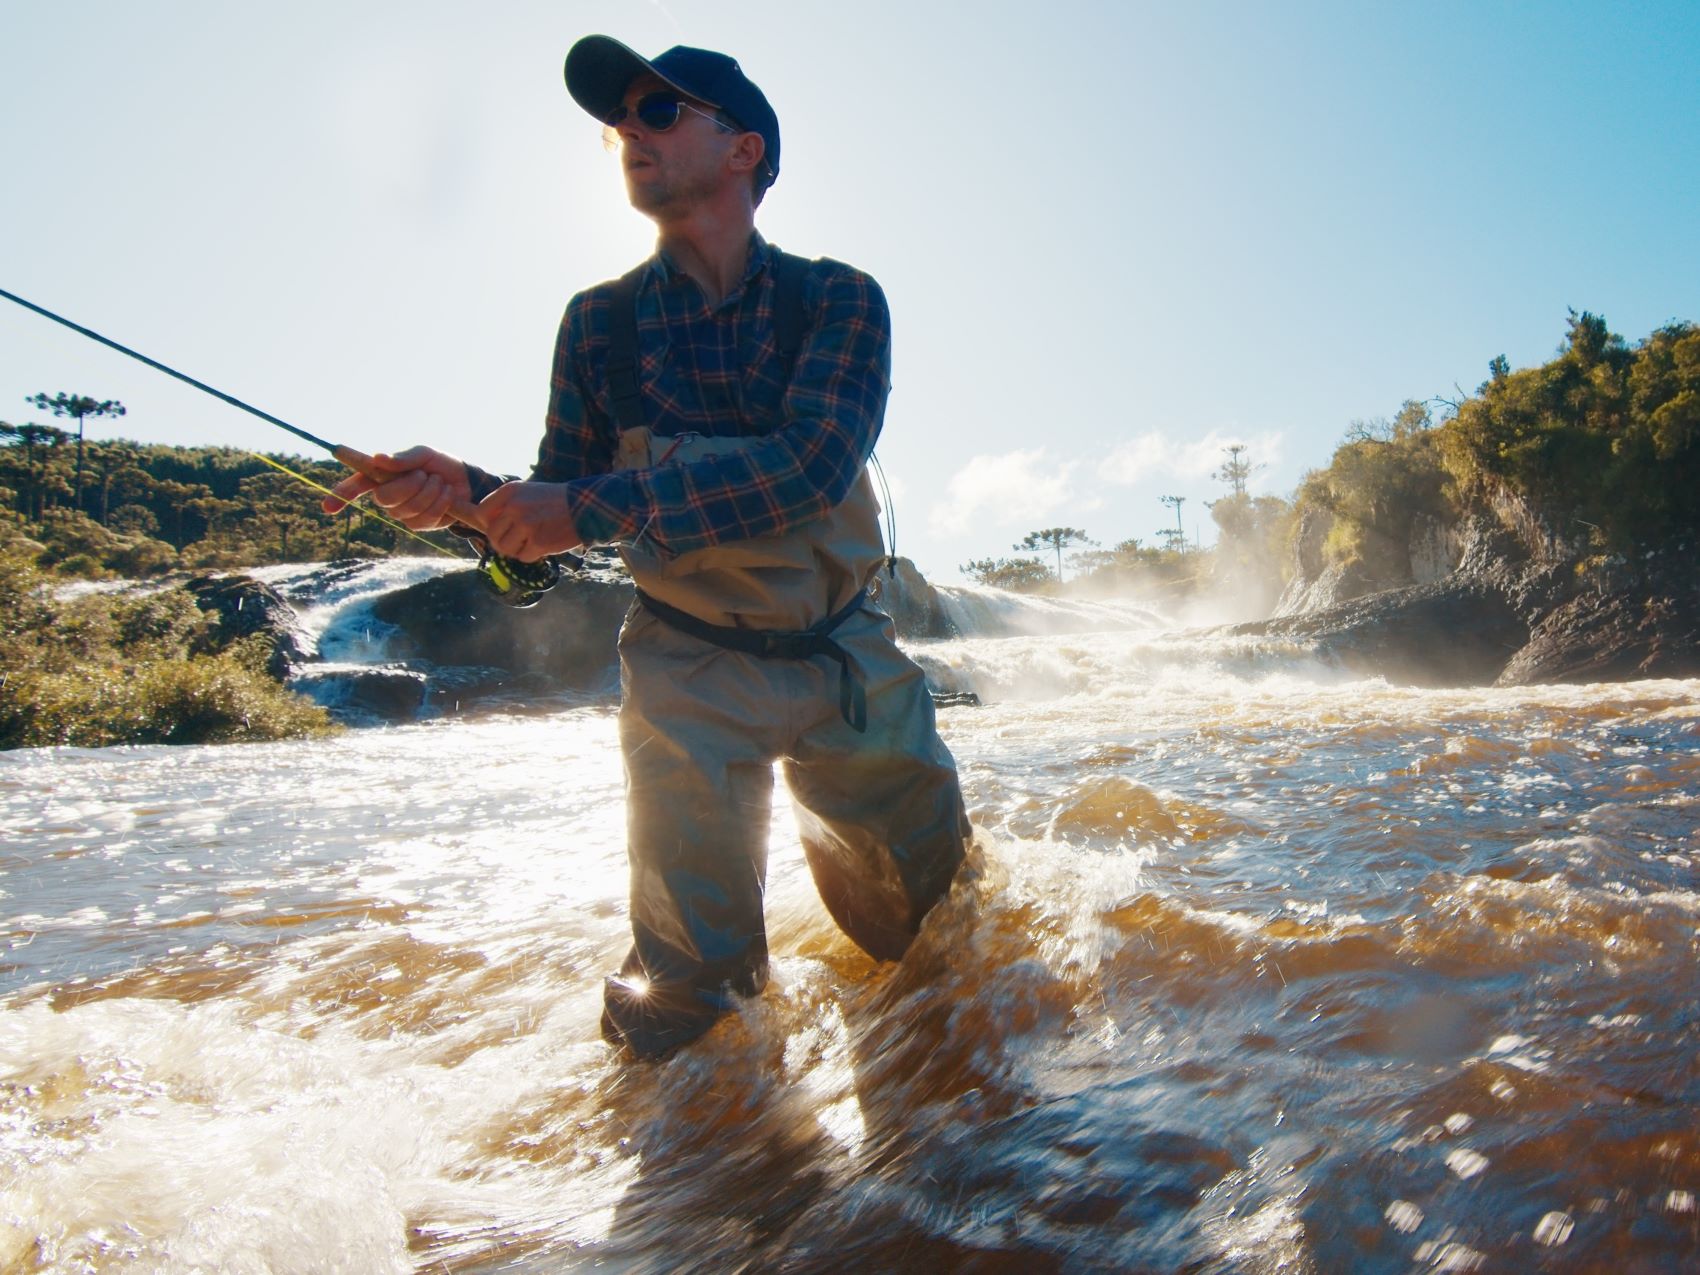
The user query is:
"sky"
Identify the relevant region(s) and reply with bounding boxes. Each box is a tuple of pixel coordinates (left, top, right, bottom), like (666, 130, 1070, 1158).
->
(2, 0, 1696, 582)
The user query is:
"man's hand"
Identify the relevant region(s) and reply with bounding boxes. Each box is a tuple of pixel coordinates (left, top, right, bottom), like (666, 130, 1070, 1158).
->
(477, 481, 583, 563)
(322, 446, 474, 531)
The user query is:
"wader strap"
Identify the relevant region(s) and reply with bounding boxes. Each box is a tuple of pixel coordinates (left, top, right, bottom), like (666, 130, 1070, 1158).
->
(606, 264, 649, 432)
(634, 588, 870, 733)
(771, 251, 808, 365)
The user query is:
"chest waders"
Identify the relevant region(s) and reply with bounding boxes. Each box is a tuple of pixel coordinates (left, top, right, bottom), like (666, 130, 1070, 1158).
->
(598, 253, 969, 1059)
(604, 251, 878, 732)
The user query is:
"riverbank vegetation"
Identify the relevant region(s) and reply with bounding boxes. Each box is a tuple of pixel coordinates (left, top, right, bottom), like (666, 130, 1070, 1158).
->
(0, 530, 335, 748)
(0, 430, 388, 746)
(964, 313, 1697, 601)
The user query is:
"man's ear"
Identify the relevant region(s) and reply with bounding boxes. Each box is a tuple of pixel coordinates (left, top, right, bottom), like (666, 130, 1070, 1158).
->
(728, 131, 766, 182)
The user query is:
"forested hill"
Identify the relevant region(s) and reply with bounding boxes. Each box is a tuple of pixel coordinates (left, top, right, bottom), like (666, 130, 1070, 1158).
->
(0, 435, 449, 576)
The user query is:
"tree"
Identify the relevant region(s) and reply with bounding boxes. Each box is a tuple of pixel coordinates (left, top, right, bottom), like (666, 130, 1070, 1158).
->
(184, 493, 245, 541)
(84, 441, 133, 525)
(152, 478, 211, 548)
(962, 556, 1053, 592)
(109, 504, 160, 537)
(1158, 495, 1188, 551)
(1213, 444, 1264, 497)
(0, 434, 418, 573)
(1066, 536, 1195, 596)
(8, 422, 69, 519)
(25, 393, 126, 516)
(237, 470, 324, 559)
(1345, 399, 1432, 446)
(1014, 527, 1096, 582)
(1208, 490, 1294, 615)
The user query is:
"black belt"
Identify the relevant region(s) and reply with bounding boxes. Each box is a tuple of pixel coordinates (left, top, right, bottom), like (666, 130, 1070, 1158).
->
(633, 588, 869, 733)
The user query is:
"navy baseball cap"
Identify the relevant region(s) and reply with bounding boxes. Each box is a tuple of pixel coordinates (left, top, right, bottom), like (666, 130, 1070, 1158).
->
(564, 36, 780, 190)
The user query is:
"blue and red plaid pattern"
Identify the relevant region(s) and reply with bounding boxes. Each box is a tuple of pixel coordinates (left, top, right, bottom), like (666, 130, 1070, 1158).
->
(475, 234, 891, 559)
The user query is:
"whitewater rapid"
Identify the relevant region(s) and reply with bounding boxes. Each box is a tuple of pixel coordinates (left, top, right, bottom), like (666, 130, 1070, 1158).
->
(2, 591, 1696, 1271)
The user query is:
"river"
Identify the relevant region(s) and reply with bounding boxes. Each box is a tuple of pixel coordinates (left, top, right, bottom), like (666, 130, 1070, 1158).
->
(2, 567, 1696, 1272)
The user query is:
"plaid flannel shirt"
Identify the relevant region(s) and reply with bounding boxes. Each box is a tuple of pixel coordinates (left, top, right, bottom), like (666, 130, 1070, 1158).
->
(471, 234, 890, 559)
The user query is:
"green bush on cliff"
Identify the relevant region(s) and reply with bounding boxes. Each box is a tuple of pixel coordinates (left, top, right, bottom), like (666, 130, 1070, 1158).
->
(1298, 399, 1452, 579)
(1300, 315, 1699, 574)
(1441, 313, 1699, 547)
(0, 538, 335, 749)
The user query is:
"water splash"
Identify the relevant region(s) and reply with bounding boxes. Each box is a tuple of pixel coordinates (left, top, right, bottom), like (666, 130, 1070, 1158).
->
(4, 651, 1698, 1270)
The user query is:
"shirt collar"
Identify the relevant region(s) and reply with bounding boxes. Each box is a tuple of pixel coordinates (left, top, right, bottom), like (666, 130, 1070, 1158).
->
(651, 232, 773, 309)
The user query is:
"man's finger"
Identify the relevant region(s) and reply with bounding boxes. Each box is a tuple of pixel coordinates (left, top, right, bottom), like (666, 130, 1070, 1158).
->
(322, 472, 378, 514)
(382, 471, 442, 521)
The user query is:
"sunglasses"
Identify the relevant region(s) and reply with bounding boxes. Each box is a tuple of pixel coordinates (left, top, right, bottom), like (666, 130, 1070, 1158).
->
(602, 92, 735, 137)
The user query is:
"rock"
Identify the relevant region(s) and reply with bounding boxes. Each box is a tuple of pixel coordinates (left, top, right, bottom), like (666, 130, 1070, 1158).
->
(868, 556, 957, 638)
(1273, 558, 1382, 618)
(369, 562, 633, 691)
(425, 665, 561, 715)
(184, 573, 307, 678)
(1497, 552, 1700, 684)
(1409, 513, 1464, 585)
(368, 553, 960, 706)
(930, 690, 981, 709)
(1272, 507, 1388, 617)
(1236, 579, 1532, 686)
(289, 664, 428, 723)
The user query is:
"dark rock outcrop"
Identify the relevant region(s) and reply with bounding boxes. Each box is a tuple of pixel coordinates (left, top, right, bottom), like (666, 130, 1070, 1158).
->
(1235, 580, 1532, 685)
(1257, 493, 1698, 687)
(368, 553, 957, 697)
(368, 563, 635, 691)
(868, 556, 958, 639)
(185, 573, 307, 678)
(1497, 553, 1700, 684)
(289, 664, 429, 722)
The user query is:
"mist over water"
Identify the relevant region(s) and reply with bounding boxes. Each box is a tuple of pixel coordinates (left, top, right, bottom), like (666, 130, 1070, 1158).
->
(3, 588, 1697, 1271)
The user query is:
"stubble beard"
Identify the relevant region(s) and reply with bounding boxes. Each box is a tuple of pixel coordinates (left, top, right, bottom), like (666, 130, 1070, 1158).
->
(625, 154, 720, 219)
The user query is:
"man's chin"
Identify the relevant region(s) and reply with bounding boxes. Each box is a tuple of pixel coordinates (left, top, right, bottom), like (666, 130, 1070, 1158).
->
(627, 186, 673, 217)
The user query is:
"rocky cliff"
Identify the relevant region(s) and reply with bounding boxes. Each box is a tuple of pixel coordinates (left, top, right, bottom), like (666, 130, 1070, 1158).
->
(1239, 491, 1698, 686)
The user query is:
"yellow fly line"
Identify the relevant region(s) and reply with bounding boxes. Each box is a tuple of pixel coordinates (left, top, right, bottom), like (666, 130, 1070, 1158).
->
(249, 451, 468, 560)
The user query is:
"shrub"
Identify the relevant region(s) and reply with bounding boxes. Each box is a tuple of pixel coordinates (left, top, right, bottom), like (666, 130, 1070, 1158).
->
(108, 536, 179, 577)
(0, 548, 335, 749)
(0, 641, 333, 749)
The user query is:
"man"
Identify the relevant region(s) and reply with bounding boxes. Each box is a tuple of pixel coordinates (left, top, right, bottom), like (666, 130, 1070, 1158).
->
(326, 35, 969, 1059)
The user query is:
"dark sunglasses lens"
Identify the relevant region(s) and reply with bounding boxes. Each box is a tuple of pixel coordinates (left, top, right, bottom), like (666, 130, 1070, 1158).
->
(634, 94, 685, 131)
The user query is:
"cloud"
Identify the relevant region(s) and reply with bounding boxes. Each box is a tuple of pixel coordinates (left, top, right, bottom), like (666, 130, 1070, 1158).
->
(927, 448, 1090, 535)
(1101, 429, 1286, 488)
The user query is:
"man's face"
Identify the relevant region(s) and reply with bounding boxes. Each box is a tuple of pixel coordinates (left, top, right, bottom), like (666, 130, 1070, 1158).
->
(607, 73, 735, 217)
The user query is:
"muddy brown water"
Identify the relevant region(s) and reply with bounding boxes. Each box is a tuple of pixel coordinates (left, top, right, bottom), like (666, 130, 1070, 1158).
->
(2, 626, 1696, 1272)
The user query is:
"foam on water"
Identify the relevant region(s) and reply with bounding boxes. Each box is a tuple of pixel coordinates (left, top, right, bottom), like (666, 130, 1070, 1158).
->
(2, 637, 1698, 1270)
(935, 581, 1167, 637)
(252, 556, 462, 658)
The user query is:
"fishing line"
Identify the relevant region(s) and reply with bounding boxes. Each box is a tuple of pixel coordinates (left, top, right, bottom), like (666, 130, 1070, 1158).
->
(869, 451, 897, 575)
(2, 285, 564, 605)
(247, 453, 460, 558)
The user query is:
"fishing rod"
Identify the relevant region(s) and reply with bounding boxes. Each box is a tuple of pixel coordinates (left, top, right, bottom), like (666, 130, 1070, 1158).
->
(1, 286, 562, 605)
